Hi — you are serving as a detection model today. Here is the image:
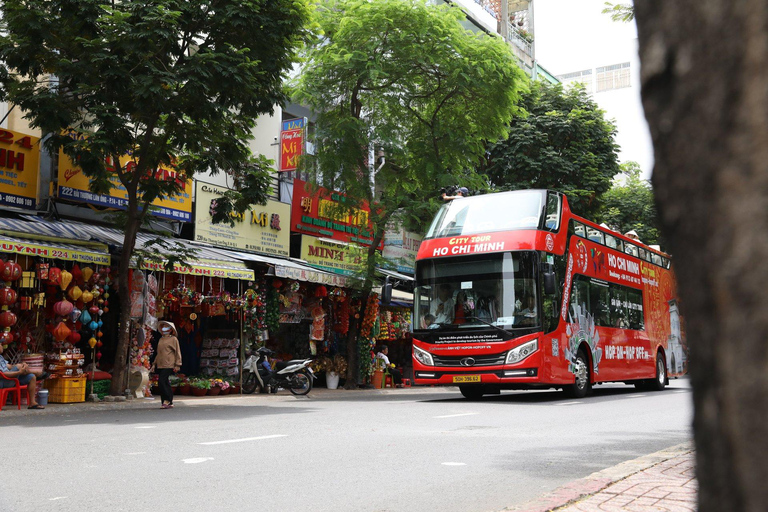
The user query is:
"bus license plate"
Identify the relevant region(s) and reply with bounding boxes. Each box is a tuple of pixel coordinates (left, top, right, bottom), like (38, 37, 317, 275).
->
(453, 375, 481, 383)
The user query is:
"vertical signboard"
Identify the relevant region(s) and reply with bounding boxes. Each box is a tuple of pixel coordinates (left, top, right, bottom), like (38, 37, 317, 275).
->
(194, 181, 290, 256)
(0, 128, 40, 210)
(57, 150, 192, 221)
(382, 227, 422, 274)
(279, 118, 305, 172)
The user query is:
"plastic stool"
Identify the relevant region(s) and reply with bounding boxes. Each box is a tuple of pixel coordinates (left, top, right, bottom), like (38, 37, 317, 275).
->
(384, 374, 394, 388)
(401, 378, 411, 388)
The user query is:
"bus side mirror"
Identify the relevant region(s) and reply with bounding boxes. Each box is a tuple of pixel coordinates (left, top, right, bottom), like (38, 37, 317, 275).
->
(381, 276, 392, 305)
(543, 270, 556, 295)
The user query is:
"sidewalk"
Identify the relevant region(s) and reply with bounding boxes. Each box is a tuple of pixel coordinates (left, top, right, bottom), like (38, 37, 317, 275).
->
(506, 443, 697, 512)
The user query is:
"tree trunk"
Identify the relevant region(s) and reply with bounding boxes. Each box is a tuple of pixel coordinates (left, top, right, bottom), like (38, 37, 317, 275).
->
(636, 3, 768, 511)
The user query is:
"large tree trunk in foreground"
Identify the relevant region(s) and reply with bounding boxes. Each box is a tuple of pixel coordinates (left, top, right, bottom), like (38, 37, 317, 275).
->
(636, 2, 768, 511)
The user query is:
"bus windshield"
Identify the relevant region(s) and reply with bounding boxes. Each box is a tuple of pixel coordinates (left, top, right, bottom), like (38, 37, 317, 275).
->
(425, 190, 546, 239)
(414, 251, 539, 331)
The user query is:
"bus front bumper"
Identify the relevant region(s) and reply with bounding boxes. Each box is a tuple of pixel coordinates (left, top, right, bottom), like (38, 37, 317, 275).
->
(414, 367, 540, 386)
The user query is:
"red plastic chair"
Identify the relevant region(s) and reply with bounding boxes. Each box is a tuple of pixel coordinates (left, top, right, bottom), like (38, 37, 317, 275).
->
(0, 372, 27, 411)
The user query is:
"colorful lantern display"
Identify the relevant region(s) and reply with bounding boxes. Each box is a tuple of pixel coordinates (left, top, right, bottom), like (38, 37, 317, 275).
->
(89, 305, 99, 316)
(52, 322, 71, 342)
(0, 310, 17, 329)
(81, 290, 93, 303)
(0, 287, 17, 307)
(0, 261, 22, 282)
(81, 310, 92, 324)
(68, 285, 83, 301)
(53, 299, 74, 317)
(59, 270, 73, 290)
(88, 337, 97, 349)
(81, 266, 94, 283)
(70, 309, 82, 323)
(67, 331, 81, 344)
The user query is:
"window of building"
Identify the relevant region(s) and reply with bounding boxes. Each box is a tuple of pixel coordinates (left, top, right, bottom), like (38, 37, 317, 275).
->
(596, 62, 630, 92)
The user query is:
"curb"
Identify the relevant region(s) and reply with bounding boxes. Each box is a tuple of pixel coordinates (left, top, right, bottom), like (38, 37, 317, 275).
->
(502, 442, 695, 512)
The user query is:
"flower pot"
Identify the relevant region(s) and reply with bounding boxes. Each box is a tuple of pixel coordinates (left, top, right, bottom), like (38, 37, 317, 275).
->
(326, 372, 340, 390)
(230, 385, 241, 394)
(208, 386, 221, 396)
(171, 386, 178, 393)
(219, 387, 230, 395)
(372, 369, 384, 389)
(191, 387, 208, 397)
(178, 384, 191, 395)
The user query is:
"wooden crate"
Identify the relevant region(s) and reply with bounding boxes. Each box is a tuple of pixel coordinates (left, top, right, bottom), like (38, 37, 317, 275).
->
(45, 377, 86, 403)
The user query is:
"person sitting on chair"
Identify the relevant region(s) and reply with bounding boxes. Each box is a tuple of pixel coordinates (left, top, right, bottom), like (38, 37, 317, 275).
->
(0, 342, 50, 409)
(375, 345, 403, 388)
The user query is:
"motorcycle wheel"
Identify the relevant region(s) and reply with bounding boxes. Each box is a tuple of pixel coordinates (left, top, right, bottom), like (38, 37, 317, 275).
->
(289, 371, 312, 396)
(242, 373, 259, 394)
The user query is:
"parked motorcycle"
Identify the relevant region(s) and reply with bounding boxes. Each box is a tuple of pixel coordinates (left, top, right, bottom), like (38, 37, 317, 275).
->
(242, 347, 314, 396)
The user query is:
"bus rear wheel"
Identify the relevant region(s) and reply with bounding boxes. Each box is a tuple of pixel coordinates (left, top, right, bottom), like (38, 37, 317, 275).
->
(565, 350, 590, 398)
(459, 385, 485, 400)
(647, 354, 667, 391)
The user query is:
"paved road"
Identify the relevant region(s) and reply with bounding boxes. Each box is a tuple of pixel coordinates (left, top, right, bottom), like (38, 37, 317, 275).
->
(1, 379, 692, 512)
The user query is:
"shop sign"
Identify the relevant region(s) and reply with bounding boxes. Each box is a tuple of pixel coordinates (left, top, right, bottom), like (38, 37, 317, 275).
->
(300, 235, 365, 276)
(0, 128, 41, 210)
(194, 181, 290, 256)
(382, 227, 422, 274)
(57, 148, 192, 222)
(279, 118, 305, 172)
(291, 179, 380, 247)
(275, 265, 349, 287)
(0, 238, 110, 265)
(139, 260, 254, 281)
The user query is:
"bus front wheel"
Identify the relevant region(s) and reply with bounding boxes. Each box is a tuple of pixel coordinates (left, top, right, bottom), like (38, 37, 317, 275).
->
(459, 385, 485, 400)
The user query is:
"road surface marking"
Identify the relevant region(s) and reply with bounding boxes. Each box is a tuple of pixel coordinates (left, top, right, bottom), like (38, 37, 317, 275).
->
(135, 425, 157, 429)
(123, 452, 146, 456)
(182, 457, 214, 464)
(556, 401, 581, 406)
(441, 462, 466, 466)
(434, 413, 478, 419)
(49, 497, 68, 501)
(198, 434, 287, 445)
(629, 394, 646, 398)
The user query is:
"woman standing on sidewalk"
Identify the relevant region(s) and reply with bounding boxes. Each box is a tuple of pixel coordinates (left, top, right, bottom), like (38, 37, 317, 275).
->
(150, 321, 182, 409)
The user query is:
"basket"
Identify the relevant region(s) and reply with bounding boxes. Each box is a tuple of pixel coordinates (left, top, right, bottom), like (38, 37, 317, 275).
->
(45, 378, 87, 403)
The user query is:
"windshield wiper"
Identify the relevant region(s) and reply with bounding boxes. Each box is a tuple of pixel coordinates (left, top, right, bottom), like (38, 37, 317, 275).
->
(465, 315, 512, 336)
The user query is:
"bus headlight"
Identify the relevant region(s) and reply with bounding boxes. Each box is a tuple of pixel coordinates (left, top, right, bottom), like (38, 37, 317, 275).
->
(506, 339, 538, 364)
(413, 345, 434, 366)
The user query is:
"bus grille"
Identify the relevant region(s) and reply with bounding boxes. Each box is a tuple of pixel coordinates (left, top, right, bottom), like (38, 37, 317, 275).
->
(431, 353, 506, 367)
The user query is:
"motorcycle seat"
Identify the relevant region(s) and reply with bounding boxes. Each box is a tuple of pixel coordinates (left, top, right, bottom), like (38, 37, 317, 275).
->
(274, 360, 306, 371)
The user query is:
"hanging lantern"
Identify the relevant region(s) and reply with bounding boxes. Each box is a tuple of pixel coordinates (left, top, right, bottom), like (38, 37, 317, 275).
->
(67, 331, 81, 344)
(81, 266, 94, 283)
(68, 286, 83, 301)
(48, 267, 62, 285)
(88, 320, 99, 331)
(0, 310, 17, 329)
(36, 263, 50, 281)
(59, 270, 73, 290)
(54, 299, 75, 317)
(81, 290, 93, 303)
(52, 322, 71, 342)
(0, 331, 13, 345)
(70, 309, 81, 323)
(88, 305, 99, 316)
(96, 340, 103, 348)
(88, 337, 97, 349)
(81, 310, 92, 324)
(0, 287, 17, 307)
(71, 264, 82, 283)
(315, 285, 328, 298)
(0, 261, 22, 282)
(103, 307, 109, 314)
(91, 288, 101, 300)
(96, 351, 102, 360)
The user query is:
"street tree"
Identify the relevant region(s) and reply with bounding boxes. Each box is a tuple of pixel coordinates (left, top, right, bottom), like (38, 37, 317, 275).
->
(602, 2, 635, 23)
(482, 81, 621, 219)
(0, 0, 311, 395)
(598, 161, 661, 245)
(293, 0, 525, 387)
(635, 1, 768, 511)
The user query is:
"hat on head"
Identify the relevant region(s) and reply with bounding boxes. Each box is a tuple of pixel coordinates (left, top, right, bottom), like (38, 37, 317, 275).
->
(458, 187, 468, 195)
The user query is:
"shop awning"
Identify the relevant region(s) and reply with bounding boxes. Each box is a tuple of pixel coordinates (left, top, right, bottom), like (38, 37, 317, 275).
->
(376, 267, 414, 282)
(0, 233, 111, 265)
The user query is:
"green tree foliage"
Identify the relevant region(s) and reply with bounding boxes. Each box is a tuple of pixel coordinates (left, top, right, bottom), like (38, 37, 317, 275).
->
(0, 0, 311, 395)
(598, 161, 661, 246)
(482, 81, 621, 218)
(602, 2, 635, 23)
(293, 0, 525, 385)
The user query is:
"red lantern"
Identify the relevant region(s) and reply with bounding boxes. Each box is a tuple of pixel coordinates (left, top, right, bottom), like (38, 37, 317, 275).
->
(0, 287, 17, 307)
(0, 261, 22, 282)
(96, 341, 103, 348)
(315, 285, 328, 297)
(0, 310, 17, 329)
(48, 267, 62, 285)
(89, 305, 99, 315)
(96, 351, 102, 360)
(66, 331, 81, 344)
(53, 299, 74, 317)
(52, 321, 71, 342)
(0, 331, 13, 345)
(71, 264, 82, 283)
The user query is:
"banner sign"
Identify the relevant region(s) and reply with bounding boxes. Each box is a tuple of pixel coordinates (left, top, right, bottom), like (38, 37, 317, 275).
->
(275, 264, 350, 287)
(300, 235, 365, 276)
(194, 181, 290, 256)
(382, 226, 422, 274)
(291, 179, 380, 247)
(279, 118, 305, 172)
(0, 238, 110, 265)
(0, 128, 41, 210)
(57, 150, 192, 222)
(139, 260, 254, 281)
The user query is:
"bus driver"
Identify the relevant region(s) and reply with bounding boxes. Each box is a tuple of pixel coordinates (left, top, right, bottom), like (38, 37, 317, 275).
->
(431, 284, 455, 325)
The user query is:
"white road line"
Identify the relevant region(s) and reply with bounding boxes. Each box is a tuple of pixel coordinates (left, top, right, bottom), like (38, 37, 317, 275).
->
(556, 401, 581, 406)
(182, 457, 214, 464)
(49, 497, 68, 501)
(629, 394, 647, 398)
(434, 413, 478, 419)
(135, 426, 157, 429)
(441, 462, 466, 466)
(198, 434, 287, 445)
(123, 452, 146, 456)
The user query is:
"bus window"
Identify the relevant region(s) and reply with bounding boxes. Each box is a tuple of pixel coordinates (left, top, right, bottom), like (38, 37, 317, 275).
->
(573, 222, 586, 238)
(589, 278, 611, 326)
(651, 253, 663, 266)
(544, 192, 562, 231)
(609, 286, 628, 328)
(625, 243, 639, 257)
(605, 234, 623, 252)
(638, 248, 648, 261)
(626, 288, 644, 330)
(587, 228, 604, 245)
(662, 257, 671, 269)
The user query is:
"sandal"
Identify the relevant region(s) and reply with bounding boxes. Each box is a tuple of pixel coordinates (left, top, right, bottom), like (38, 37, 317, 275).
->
(28, 404, 44, 410)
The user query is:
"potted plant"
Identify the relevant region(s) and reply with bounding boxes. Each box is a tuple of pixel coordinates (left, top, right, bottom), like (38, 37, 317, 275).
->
(189, 378, 211, 396)
(169, 375, 182, 393)
(177, 376, 191, 395)
(230, 379, 241, 394)
(209, 378, 225, 396)
(218, 379, 231, 395)
(326, 355, 347, 390)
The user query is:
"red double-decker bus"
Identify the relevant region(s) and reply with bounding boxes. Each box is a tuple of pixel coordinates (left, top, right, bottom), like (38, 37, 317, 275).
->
(412, 189, 686, 399)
